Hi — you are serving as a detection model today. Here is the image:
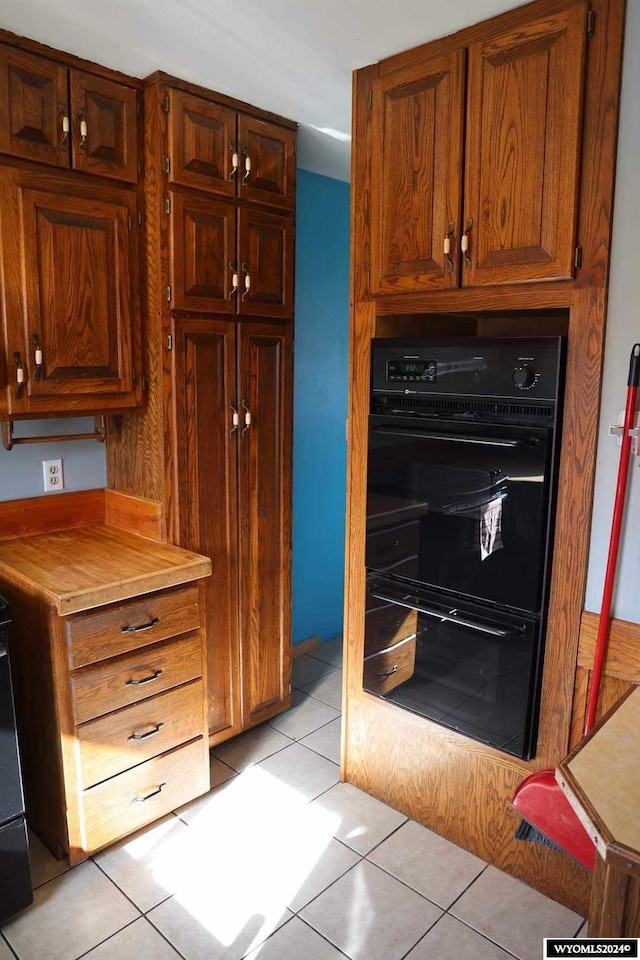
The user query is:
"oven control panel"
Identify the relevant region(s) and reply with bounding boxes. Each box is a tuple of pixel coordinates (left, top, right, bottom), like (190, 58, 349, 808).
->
(372, 337, 564, 402)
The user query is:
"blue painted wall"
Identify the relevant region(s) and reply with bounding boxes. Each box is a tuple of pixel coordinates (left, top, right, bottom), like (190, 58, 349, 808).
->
(292, 169, 350, 644)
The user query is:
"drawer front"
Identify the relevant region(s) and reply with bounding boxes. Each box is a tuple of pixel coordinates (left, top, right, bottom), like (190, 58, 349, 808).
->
(364, 598, 418, 657)
(81, 739, 208, 854)
(77, 679, 205, 789)
(71, 633, 202, 724)
(365, 520, 420, 580)
(66, 583, 200, 668)
(363, 636, 417, 696)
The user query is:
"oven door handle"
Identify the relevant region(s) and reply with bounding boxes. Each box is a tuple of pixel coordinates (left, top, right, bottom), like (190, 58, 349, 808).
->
(367, 585, 526, 639)
(370, 425, 532, 448)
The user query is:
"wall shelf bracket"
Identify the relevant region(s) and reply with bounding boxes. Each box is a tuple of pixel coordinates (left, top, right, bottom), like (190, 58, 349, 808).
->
(1, 417, 106, 452)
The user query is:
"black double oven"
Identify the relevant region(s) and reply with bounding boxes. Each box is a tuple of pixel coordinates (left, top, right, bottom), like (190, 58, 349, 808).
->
(363, 337, 565, 760)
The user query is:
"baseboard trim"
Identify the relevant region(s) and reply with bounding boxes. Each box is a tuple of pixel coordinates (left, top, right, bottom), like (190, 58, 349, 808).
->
(292, 635, 321, 658)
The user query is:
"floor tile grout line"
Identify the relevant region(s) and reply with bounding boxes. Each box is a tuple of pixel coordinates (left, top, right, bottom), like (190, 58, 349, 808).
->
(0, 930, 19, 960)
(272, 709, 342, 743)
(293, 914, 352, 959)
(396, 909, 444, 960)
(144, 908, 190, 960)
(443, 861, 491, 913)
(70, 915, 141, 960)
(91, 855, 147, 916)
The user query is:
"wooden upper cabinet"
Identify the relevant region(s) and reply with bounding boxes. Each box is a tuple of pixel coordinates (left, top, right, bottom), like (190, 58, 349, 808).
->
(237, 116, 296, 210)
(237, 323, 292, 727)
(370, 49, 466, 293)
(171, 192, 236, 312)
(173, 319, 240, 739)
(168, 89, 236, 197)
(0, 44, 69, 168)
(69, 70, 139, 183)
(0, 166, 139, 417)
(463, 4, 588, 285)
(238, 208, 294, 319)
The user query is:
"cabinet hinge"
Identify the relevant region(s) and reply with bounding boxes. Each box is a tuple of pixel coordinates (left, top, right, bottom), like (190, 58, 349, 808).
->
(367, 89, 373, 108)
(164, 196, 171, 215)
(127, 214, 132, 231)
(163, 94, 170, 113)
(137, 209, 142, 225)
(167, 334, 173, 350)
(132, 365, 137, 382)
(574, 246, 583, 270)
(367, 269, 371, 288)
(137, 159, 142, 178)
(142, 375, 147, 392)
(164, 156, 170, 175)
(587, 8, 595, 37)
(136, 95, 141, 116)
(166, 285, 172, 303)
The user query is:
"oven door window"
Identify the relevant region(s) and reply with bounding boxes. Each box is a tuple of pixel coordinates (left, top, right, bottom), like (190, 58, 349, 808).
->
(363, 580, 540, 760)
(366, 415, 552, 613)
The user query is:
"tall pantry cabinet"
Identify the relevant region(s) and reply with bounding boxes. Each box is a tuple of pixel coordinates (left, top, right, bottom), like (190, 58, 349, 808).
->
(107, 74, 296, 742)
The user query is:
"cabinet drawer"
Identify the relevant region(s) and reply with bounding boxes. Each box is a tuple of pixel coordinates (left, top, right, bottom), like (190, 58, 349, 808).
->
(71, 633, 202, 724)
(81, 739, 208, 854)
(77, 679, 205, 789)
(364, 600, 418, 658)
(363, 636, 417, 696)
(66, 584, 200, 668)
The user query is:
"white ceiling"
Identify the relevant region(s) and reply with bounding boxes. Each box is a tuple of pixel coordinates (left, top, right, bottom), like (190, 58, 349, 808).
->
(1, 0, 526, 181)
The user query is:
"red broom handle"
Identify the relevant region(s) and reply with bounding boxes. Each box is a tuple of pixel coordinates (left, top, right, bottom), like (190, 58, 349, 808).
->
(584, 343, 640, 736)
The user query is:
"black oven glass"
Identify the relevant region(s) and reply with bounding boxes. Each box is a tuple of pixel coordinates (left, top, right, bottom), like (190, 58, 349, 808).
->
(366, 415, 551, 614)
(364, 577, 540, 759)
(364, 336, 565, 760)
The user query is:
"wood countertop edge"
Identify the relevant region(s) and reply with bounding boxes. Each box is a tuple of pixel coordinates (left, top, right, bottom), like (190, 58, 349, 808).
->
(0, 523, 212, 616)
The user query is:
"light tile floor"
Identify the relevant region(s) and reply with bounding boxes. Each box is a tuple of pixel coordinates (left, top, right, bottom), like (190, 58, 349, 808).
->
(1, 636, 587, 960)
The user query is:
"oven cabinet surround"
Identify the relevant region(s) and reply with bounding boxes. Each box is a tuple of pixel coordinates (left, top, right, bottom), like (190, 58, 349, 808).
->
(0, 522, 211, 865)
(0, 34, 143, 421)
(345, 0, 626, 916)
(369, 2, 587, 293)
(106, 73, 296, 744)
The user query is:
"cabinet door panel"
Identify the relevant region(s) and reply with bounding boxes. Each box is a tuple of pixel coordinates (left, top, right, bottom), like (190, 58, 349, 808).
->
(238, 209, 294, 319)
(370, 49, 465, 293)
(70, 70, 138, 183)
(0, 44, 69, 168)
(464, 4, 587, 285)
(173, 319, 241, 739)
(168, 89, 236, 197)
(238, 324, 292, 727)
(0, 167, 138, 411)
(171, 193, 236, 313)
(238, 116, 296, 210)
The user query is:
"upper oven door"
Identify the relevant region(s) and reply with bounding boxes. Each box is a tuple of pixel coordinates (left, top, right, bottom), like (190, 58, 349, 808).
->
(366, 414, 553, 613)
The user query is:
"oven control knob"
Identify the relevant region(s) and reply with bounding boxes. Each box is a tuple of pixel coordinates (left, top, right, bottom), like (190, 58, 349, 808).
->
(512, 365, 535, 389)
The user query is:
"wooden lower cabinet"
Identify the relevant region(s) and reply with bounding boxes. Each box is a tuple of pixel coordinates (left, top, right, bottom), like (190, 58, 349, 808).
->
(173, 317, 292, 739)
(3, 579, 210, 865)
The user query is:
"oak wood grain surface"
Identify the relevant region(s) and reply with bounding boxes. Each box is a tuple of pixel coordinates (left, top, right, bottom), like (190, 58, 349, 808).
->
(0, 524, 211, 614)
(66, 582, 200, 667)
(0, 489, 105, 541)
(237, 115, 296, 211)
(69, 69, 139, 183)
(104, 489, 165, 541)
(76, 678, 204, 788)
(70, 632, 203, 724)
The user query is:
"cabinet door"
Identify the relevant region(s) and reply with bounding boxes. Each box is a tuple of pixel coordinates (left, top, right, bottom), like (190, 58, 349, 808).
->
(238, 323, 292, 727)
(0, 44, 69, 168)
(238, 209, 294, 319)
(168, 89, 236, 197)
(237, 116, 296, 210)
(370, 49, 466, 293)
(171, 193, 237, 313)
(173, 319, 241, 739)
(463, 4, 587, 285)
(70, 70, 138, 182)
(0, 167, 138, 414)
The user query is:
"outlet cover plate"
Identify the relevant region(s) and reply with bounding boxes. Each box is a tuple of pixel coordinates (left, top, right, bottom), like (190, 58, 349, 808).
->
(43, 458, 64, 493)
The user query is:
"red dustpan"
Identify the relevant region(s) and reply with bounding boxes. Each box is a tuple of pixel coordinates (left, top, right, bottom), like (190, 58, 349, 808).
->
(511, 342, 640, 872)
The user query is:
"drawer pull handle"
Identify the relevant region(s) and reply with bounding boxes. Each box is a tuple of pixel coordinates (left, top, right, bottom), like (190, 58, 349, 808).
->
(128, 722, 164, 742)
(121, 616, 160, 634)
(378, 664, 398, 678)
(131, 782, 166, 803)
(125, 669, 163, 687)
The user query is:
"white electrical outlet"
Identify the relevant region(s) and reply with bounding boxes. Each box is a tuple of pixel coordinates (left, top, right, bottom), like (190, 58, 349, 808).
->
(43, 458, 64, 493)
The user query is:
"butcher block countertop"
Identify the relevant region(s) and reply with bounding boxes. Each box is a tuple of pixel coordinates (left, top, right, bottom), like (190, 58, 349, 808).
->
(0, 524, 212, 615)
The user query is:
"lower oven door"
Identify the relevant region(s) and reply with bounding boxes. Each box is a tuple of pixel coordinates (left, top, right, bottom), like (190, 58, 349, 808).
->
(363, 576, 542, 760)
